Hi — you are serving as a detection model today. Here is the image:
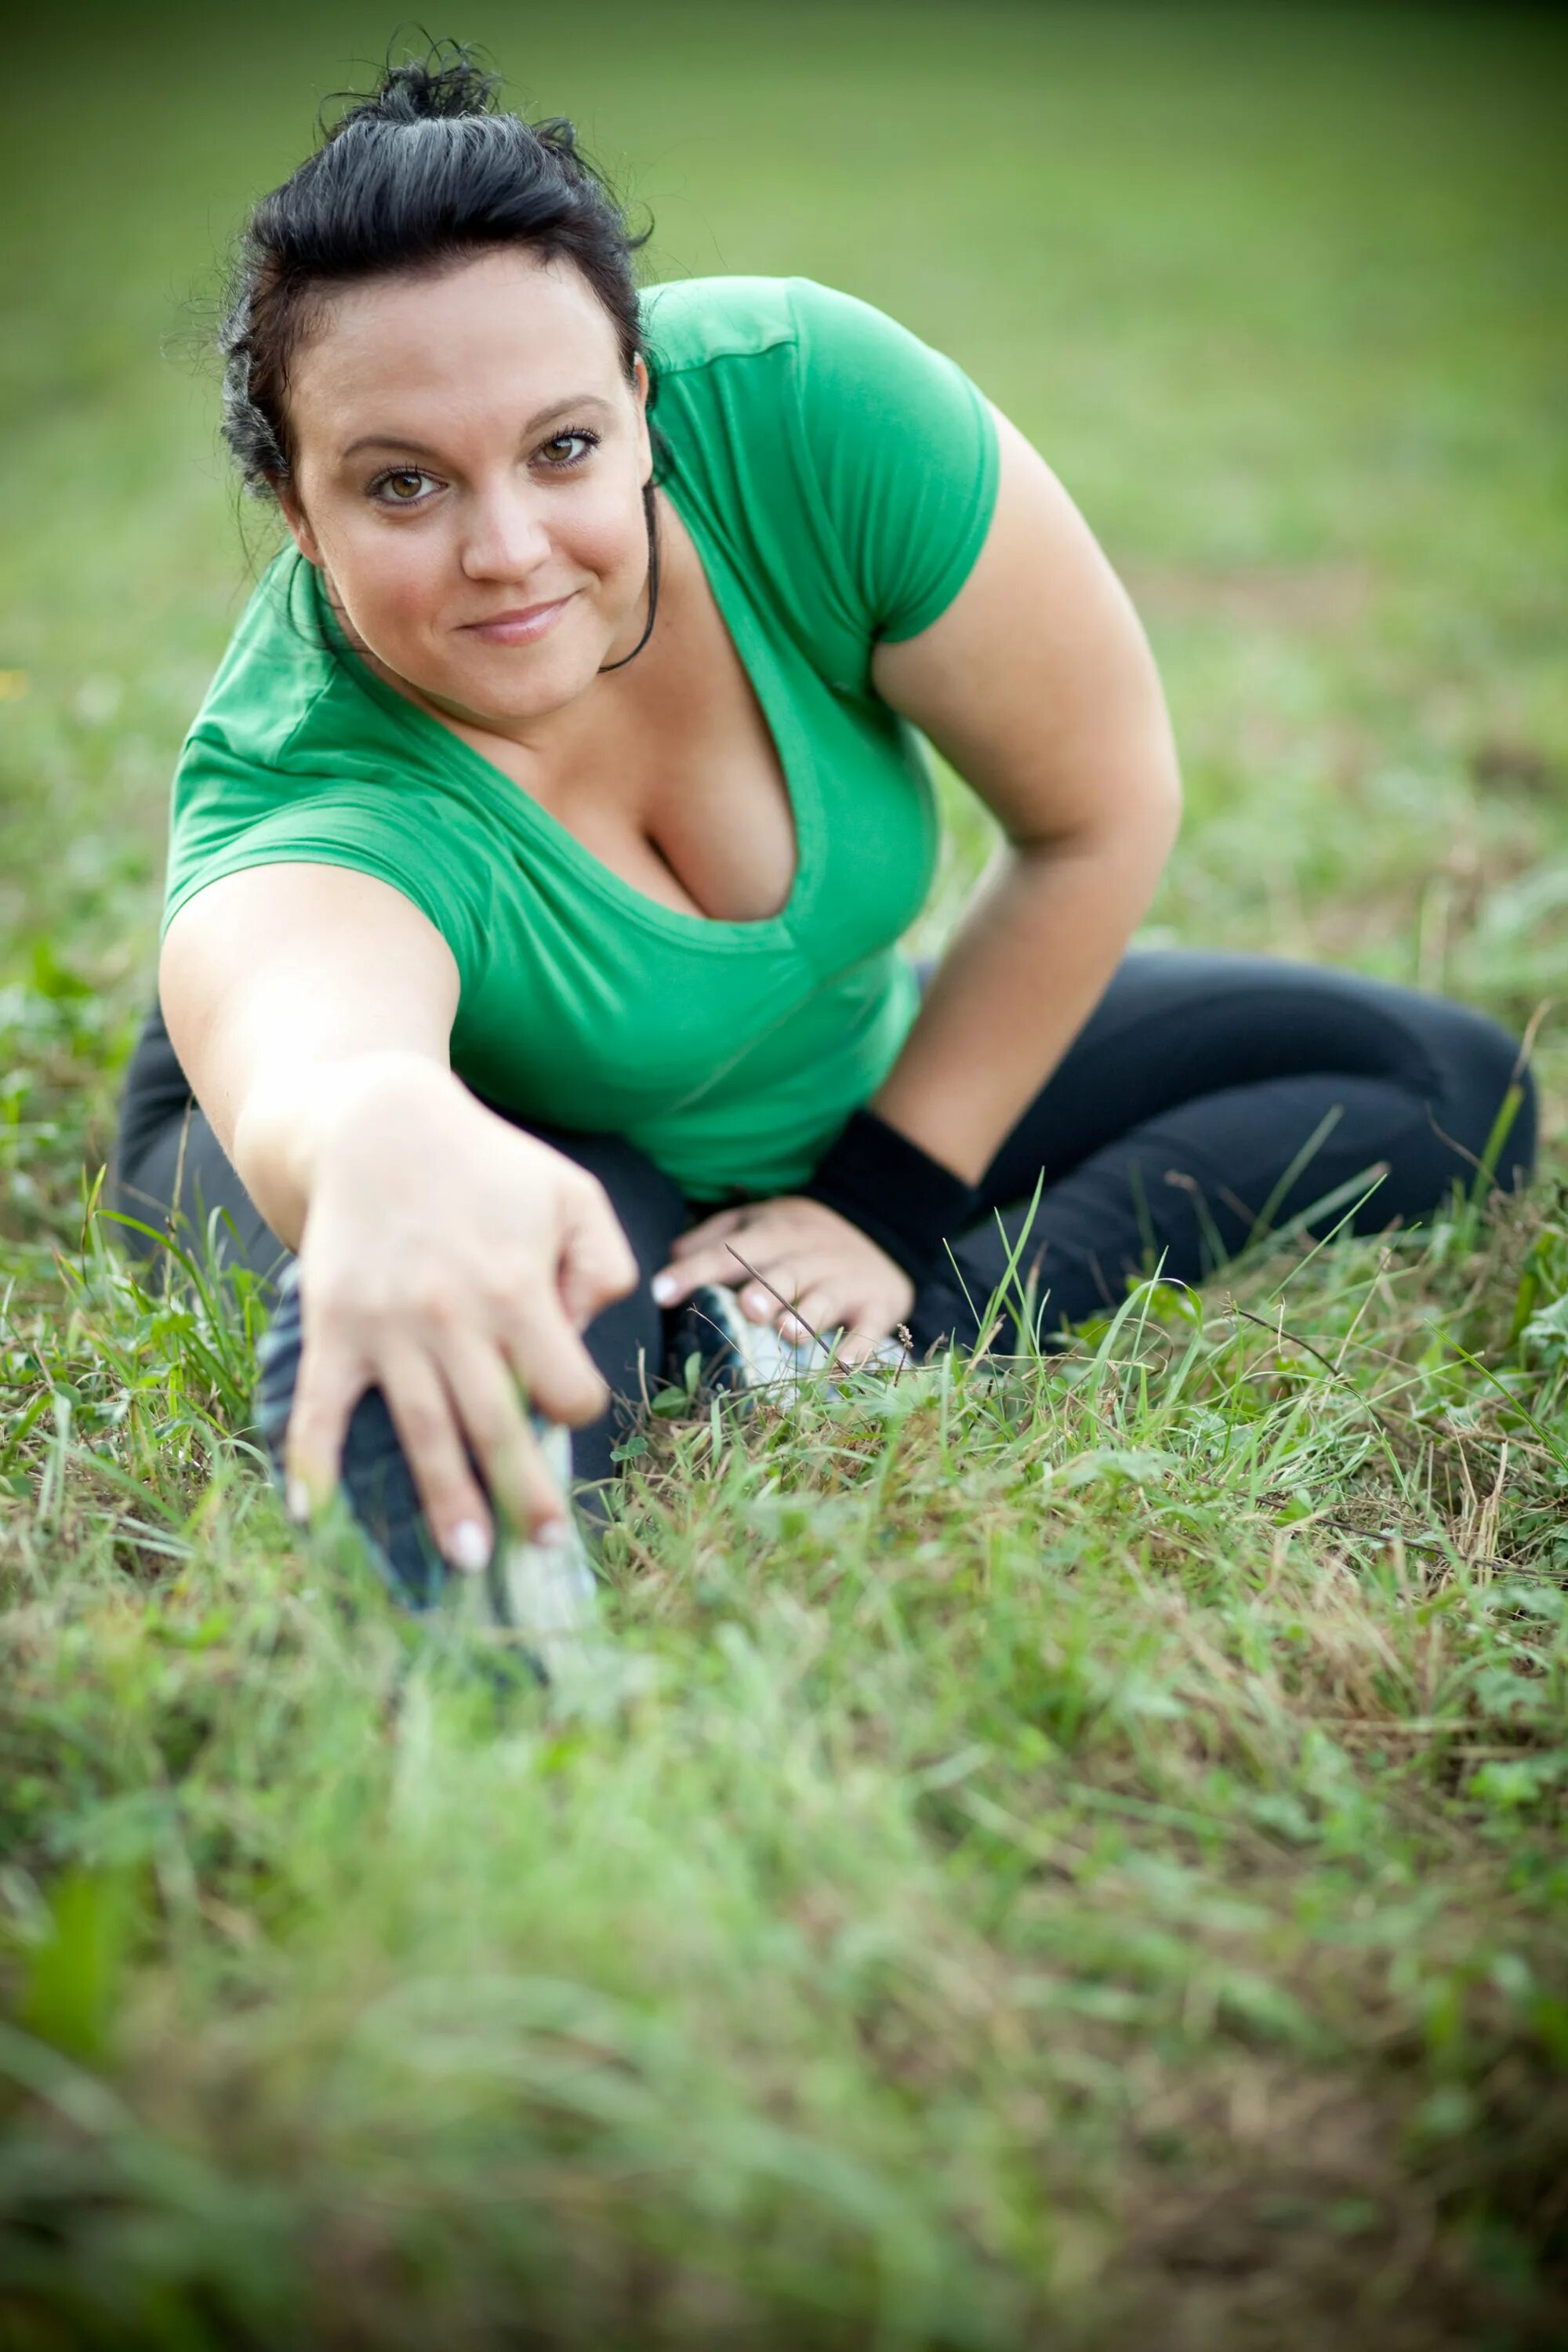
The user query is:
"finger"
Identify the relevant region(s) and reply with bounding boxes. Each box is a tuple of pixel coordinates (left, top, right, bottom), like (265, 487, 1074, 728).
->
(738, 1276, 793, 1326)
(437, 1333, 571, 1548)
(650, 1244, 757, 1309)
(778, 1283, 836, 1347)
(667, 1207, 749, 1260)
(719, 1232, 798, 1314)
(557, 1222, 639, 1330)
(835, 1316, 895, 1368)
(284, 1334, 368, 1523)
(373, 1344, 501, 1569)
(557, 1185, 639, 1329)
(658, 1214, 794, 1302)
(500, 1294, 611, 1430)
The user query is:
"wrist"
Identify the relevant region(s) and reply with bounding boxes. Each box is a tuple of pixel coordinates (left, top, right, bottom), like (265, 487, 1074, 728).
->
(798, 1106, 978, 1287)
(237, 1053, 460, 1245)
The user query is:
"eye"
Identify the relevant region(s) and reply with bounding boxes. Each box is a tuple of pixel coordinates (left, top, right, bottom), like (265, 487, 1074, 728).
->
(535, 429, 601, 470)
(368, 467, 440, 507)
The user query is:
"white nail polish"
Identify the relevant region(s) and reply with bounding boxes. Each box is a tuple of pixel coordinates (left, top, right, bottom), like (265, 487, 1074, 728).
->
(286, 1478, 310, 1523)
(535, 1518, 571, 1550)
(651, 1274, 676, 1305)
(447, 1519, 490, 1573)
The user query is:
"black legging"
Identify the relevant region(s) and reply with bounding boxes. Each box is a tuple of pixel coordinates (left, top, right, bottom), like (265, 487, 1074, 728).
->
(109, 950, 1536, 1504)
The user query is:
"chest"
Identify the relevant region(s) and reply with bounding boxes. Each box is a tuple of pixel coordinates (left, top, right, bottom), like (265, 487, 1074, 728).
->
(455, 514, 801, 925)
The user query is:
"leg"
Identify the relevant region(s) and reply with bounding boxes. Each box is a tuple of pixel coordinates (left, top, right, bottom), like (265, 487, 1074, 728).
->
(109, 999, 291, 1298)
(111, 1000, 694, 1597)
(254, 1112, 690, 1601)
(909, 950, 1536, 1352)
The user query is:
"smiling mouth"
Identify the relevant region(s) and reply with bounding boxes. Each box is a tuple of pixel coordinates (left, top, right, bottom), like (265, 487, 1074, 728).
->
(461, 595, 575, 641)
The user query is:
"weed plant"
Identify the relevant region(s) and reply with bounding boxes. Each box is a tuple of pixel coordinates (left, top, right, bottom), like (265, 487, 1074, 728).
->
(2, 5, 1566, 2345)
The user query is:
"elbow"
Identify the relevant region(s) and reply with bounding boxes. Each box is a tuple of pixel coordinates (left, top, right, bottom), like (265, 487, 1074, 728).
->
(1153, 752, 1184, 861)
(1134, 691, 1184, 867)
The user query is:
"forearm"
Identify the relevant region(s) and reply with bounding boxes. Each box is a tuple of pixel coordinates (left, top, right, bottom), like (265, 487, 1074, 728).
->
(871, 816, 1177, 1185)
(160, 869, 475, 1258)
(232, 1051, 466, 1252)
(855, 392, 1190, 1187)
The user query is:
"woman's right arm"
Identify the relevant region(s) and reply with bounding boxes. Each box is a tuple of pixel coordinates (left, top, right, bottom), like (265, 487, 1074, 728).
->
(160, 862, 639, 1563)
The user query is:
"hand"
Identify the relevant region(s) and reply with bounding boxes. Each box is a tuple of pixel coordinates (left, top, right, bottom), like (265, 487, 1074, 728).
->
(284, 1063, 638, 1567)
(652, 1195, 914, 1365)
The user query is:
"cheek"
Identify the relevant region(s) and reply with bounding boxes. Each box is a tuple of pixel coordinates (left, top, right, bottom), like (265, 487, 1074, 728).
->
(560, 478, 649, 586)
(326, 514, 449, 645)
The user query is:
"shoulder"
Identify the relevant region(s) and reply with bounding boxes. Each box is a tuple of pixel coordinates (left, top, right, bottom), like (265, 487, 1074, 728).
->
(641, 276, 998, 683)
(639, 274, 800, 371)
(178, 546, 445, 794)
(641, 274, 989, 463)
(171, 547, 458, 867)
(181, 545, 344, 772)
(165, 549, 491, 965)
(638, 273, 913, 378)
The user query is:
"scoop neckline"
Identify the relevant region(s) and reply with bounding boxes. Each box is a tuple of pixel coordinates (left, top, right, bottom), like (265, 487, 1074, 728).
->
(307, 478, 822, 949)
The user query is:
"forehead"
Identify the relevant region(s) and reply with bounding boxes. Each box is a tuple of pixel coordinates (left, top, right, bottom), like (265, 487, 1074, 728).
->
(288, 248, 625, 421)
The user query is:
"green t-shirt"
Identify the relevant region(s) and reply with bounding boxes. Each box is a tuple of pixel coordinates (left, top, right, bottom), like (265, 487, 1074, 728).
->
(162, 274, 1000, 1203)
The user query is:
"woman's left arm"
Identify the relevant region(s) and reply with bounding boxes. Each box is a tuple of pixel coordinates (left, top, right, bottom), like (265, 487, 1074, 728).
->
(656, 405, 1181, 1352)
(865, 400, 1181, 1181)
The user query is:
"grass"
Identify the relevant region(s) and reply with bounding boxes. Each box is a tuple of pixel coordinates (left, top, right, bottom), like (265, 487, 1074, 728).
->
(2, 3, 1567, 2343)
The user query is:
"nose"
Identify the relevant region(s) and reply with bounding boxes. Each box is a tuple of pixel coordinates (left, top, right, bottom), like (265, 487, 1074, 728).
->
(459, 478, 552, 583)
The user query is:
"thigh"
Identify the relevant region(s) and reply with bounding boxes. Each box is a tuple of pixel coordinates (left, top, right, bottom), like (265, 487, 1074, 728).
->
(112, 995, 693, 1491)
(470, 1093, 693, 1326)
(111, 1002, 290, 1294)
(978, 949, 1530, 1210)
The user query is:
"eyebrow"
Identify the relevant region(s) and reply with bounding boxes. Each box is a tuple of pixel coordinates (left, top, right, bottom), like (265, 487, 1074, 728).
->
(338, 393, 615, 464)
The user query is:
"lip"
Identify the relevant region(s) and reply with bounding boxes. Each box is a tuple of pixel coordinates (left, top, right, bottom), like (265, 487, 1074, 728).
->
(460, 593, 575, 645)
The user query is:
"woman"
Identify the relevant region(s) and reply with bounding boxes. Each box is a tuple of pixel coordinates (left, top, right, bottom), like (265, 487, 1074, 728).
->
(112, 46, 1534, 1603)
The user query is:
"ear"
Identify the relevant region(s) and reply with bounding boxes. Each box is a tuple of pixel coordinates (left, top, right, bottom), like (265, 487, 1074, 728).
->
(274, 478, 323, 568)
(631, 353, 652, 484)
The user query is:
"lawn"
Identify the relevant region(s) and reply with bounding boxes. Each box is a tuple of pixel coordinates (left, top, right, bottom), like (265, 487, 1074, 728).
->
(2, 4, 1567, 2345)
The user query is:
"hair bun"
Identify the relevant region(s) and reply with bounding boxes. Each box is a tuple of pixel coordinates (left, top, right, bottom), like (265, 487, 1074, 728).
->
(221, 34, 660, 506)
(328, 41, 500, 137)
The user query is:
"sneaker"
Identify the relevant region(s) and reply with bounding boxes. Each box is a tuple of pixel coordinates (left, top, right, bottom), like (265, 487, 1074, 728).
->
(256, 1276, 597, 1671)
(664, 1282, 815, 1399)
(448, 1420, 601, 1678)
(665, 1284, 905, 1403)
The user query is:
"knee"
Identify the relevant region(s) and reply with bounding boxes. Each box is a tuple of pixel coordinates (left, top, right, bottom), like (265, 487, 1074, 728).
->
(104, 1127, 167, 1255)
(1427, 1001, 1537, 1193)
(536, 1124, 689, 1271)
(253, 1263, 304, 1454)
(517, 1124, 688, 1382)
(104, 1163, 158, 1274)
(1498, 1033, 1540, 1191)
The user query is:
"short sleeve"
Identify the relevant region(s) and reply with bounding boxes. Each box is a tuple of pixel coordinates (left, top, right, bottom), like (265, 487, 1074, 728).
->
(787, 277, 1000, 645)
(159, 748, 493, 996)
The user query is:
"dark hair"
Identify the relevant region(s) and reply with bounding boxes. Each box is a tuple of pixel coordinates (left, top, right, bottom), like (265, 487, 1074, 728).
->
(218, 38, 662, 499)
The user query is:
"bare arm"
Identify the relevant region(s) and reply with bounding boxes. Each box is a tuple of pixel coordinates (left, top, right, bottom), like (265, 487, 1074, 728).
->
(866, 402, 1181, 1181)
(161, 863, 637, 1556)
(656, 401, 1181, 1356)
(162, 862, 462, 1250)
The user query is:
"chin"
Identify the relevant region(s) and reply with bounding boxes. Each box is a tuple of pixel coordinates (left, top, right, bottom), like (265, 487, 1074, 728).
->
(446, 648, 603, 723)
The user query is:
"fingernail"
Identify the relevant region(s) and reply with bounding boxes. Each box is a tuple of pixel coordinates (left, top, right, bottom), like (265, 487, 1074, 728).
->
(535, 1518, 571, 1549)
(286, 1478, 310, 1523)
(447, 1519, 491, 1573)
(651, 1273, 677, 1305)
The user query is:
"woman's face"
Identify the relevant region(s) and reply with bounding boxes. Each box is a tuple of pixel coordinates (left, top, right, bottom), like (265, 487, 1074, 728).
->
(277, 246, 652, 729)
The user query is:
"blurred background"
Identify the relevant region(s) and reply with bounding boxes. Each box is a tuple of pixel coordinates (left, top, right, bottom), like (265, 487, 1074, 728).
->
(1, 0, 1564, 1239)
